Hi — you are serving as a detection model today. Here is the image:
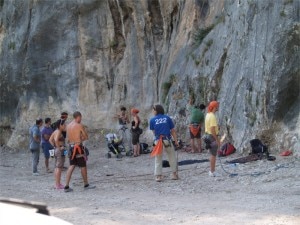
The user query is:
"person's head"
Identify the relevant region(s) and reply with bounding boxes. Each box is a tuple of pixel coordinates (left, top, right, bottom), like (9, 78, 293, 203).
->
(61, 112, 68, 120)
(207, 101, 219, 113)
(73, 111, 82, 123)
(199, 104, 206, 110)
(56, 119, 66, 131)
(45, 117, 51, 126)
(120, 106, 126, 112)
(152, 104, 165, 115)
(36, 118, 43, 127)
(131, 108, 139, 116)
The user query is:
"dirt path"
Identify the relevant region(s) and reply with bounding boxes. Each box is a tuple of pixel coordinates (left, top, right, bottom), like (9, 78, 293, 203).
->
(0, 144, 299, 225)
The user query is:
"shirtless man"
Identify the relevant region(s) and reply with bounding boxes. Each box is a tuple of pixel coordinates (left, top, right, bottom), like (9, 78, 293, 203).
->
(64, 111, 95, 192)
(116, 106, 129, 126)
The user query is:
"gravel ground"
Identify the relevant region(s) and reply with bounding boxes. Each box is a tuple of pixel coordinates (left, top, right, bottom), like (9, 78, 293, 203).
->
(0, 141, 299, 225)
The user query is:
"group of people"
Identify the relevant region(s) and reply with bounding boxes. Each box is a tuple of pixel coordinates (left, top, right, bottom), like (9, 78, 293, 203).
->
(116, 100, 220, 180)
(116, 105, 180, 182)
(29, 100, 220, 188)
(187, 99, 220, 177)
(115, 107, 142, 157)
(29, 111, 95, 191)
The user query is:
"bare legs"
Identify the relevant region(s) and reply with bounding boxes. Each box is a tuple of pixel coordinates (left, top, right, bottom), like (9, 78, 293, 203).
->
(65, 165, 75, 187)
(190, 138, 202, 153)
(81, 167, 88, 186)
(197, 138, 202, 152)
(190, 139, 196, 153)
(64, 165, 89, 187)
(133, 144, 140, 157)
(45, 158, 50, 171)
(55, 167, 62, 186)
(210, 155, 216, 173)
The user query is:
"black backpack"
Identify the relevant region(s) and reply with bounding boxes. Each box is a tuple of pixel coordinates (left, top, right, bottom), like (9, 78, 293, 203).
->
(250, 139, 269, 156)
(140, 143, 151, 154)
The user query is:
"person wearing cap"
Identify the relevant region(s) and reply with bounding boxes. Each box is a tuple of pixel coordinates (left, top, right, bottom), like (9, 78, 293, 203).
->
(29, 118, 43, 176)
(131, 108, 141, 157)
(205, 101, 220, 177)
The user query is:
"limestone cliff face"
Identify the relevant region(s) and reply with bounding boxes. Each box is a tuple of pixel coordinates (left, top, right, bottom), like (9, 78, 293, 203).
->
(0, 0, 299, 153)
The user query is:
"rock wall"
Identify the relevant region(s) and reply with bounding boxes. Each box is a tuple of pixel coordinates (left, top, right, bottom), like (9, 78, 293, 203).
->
(0, 0, 299, 154)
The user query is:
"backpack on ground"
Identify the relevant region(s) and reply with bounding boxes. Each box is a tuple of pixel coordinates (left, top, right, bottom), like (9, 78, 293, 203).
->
(250, 139, 268, 155)
(140, 143, 151, 154)
(218, 142, 236, 157)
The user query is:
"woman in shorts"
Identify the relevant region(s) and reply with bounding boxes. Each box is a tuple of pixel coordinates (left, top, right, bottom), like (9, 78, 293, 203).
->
(49, 119, 66, 189)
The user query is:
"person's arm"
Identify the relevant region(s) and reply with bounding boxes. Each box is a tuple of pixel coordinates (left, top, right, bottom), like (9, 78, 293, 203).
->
(113, 113, 120, 119)
(33, 129, 40, 143)
(80, 125, 89, 141)
(125, 115, 130, 124)
(43, 132, 51, 141)
(49, 132, 55, 147)
(54, 132, 61, 148)
(133, 116, 139, 129)
(33, 135, 40, 143)
(170, 128, 179, 147)
(210, 126, 220, 148)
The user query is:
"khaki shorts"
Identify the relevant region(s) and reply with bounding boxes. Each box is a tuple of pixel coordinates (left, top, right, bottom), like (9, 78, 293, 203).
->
(55, 148, 65, 168)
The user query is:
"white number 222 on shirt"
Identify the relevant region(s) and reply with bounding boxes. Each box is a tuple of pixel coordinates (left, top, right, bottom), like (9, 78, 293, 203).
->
(155, 118, 167, 125)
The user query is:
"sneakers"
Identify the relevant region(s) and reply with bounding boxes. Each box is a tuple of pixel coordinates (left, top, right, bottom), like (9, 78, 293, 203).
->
(84, 184, 96, 190)
(55, 184, 64, 190)
(209, 171, 217, 177)
(64, 186, 73, 193)
(32, 172, 40, 176)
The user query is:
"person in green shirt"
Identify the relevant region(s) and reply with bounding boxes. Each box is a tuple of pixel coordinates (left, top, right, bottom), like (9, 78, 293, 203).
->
(188, 99, 205, 153)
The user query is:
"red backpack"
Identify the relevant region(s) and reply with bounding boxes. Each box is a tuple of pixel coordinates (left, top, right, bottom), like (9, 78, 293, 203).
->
(218, 142, 236, 157)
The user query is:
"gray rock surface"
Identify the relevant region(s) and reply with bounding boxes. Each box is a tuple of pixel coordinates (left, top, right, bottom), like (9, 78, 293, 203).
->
(0, 0, 299, 154)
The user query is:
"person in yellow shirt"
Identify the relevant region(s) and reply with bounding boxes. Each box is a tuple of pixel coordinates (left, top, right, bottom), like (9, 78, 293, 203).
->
(205, 101, 220, 177)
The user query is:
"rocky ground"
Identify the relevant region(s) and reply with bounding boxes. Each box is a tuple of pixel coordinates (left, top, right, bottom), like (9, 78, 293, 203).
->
(0, 138, 299, 225)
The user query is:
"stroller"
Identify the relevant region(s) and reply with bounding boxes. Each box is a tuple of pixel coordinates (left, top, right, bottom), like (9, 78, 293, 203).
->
(105, 133, 133, 158)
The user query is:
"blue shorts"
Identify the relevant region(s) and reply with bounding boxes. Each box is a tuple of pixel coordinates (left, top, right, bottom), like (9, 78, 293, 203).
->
(42, 142, 53, 159)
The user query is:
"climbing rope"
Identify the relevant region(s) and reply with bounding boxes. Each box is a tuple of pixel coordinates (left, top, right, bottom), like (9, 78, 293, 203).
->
(218, 156, 298, 178)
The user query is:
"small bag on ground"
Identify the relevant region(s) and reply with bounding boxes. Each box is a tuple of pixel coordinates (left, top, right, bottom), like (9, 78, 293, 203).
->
(218, 142, 236, 157)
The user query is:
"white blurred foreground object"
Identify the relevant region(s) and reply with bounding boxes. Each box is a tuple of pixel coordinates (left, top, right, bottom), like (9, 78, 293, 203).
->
(0, 198, 72, 225)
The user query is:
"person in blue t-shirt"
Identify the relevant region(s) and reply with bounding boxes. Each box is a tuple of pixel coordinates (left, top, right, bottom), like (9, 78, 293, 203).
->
(149, 104, 179, 182)
(29, 118, 43, 176)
